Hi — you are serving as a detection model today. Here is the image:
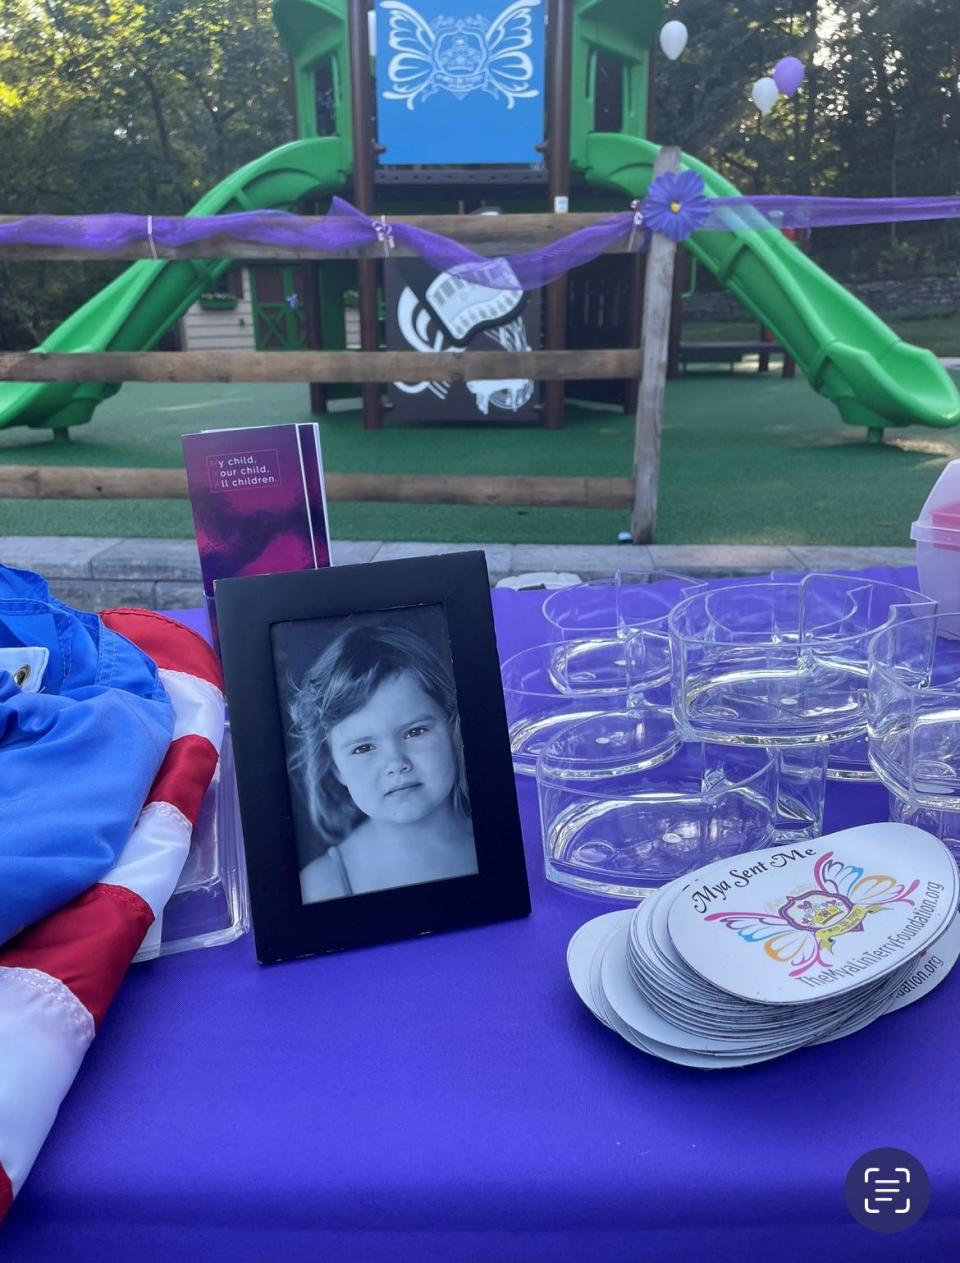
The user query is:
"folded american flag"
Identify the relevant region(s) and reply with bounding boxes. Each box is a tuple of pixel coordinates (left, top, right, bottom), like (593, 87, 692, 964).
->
(0, 605, 225, 1222)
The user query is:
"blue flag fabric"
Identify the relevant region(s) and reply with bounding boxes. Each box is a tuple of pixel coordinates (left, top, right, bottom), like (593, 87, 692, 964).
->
(0, 565, 174, 947)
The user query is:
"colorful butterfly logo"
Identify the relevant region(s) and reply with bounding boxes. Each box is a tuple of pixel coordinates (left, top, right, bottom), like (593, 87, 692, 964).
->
(705, 852, 919, 977)
(381, 1, 542, 110)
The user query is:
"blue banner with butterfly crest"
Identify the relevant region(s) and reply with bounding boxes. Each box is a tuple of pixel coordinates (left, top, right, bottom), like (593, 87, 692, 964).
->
(374, 0, 545, 165)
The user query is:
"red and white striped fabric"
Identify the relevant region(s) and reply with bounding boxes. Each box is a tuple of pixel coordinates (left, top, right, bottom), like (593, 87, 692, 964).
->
(0, 609, 225, 1222)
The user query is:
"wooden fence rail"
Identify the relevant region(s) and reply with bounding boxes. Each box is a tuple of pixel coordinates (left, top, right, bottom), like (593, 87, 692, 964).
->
(0, 465, 634, 509)
(0, 199, 674, 539)
(0, 348, 642, 385)
(0, 212, 630, 262)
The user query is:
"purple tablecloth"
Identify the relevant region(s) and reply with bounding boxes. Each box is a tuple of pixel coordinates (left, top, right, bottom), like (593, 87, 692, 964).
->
(4, 570, 959, 1261)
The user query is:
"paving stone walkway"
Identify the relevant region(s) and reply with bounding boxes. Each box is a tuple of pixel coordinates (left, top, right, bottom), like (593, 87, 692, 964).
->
(0, 536, 917, 611)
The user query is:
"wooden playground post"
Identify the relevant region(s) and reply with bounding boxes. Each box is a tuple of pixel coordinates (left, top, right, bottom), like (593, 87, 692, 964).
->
(630, 145, 681, 544)
(666, 245, 685, 380)
(543, 0, 572, 430)
(625, 251, 646, 413)
(759, 325, 772, 374)
(348, 0, 382, 429)
(304, 258, 326, 413)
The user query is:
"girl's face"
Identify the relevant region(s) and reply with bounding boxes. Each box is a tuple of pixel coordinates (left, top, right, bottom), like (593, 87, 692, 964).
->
(328, 671, 458, 826)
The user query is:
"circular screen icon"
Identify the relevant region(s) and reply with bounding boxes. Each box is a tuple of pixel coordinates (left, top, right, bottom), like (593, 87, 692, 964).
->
(845, 1147, 931, 1233)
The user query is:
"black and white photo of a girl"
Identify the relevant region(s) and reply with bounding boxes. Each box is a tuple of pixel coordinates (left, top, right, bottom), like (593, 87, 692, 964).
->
(284, 615, 478, 904)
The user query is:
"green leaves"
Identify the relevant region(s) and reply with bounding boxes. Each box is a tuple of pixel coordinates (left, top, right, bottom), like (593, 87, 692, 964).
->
(655, 1, 960, 276)
(0, 0, 293, 346)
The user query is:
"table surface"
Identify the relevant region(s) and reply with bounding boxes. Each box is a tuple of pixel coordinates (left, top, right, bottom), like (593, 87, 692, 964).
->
(4, 569, 959, 1262)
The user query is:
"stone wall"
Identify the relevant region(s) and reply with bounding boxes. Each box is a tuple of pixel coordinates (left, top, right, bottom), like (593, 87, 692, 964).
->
(0, 536, 916, 610)
(685, 275, 960, 323)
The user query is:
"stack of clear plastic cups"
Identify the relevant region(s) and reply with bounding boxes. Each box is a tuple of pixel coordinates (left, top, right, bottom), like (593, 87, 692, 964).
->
(542, 570, 705, 645)
(536, 711, 778, 898)
(503, 571, 703, 777)
(501, 641, 632, 777)
(668, 574, 934, 840)
(868, 611, 960, 862)
(819, 578, 933, 778)
(542, 570, 704, 707)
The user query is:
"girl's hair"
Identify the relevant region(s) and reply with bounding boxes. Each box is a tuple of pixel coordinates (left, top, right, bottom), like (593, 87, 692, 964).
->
(287, 618, 471, 859)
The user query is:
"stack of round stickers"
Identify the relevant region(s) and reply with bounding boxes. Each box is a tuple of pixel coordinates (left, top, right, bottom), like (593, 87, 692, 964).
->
(568, 823, 960, 1069)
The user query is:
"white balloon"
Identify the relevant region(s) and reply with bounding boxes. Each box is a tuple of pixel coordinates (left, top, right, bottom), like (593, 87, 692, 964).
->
(751, 76, 779, 115)
(659, 20, 688, 61)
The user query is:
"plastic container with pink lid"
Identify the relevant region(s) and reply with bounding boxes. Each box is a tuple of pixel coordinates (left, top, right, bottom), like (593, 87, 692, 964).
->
(912, 460, 960, 629)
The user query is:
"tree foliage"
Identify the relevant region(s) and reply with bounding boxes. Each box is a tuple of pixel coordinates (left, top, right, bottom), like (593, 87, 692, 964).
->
(656, 0, 960, 279)
(0, 0, 958, 345)
(0, 0, 292, 345)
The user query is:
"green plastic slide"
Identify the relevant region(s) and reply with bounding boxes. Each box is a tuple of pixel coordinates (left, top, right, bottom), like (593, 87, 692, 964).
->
(0, 137, 348, 432)
(582, 133, 960, 431)
(4, 129, 957, 435)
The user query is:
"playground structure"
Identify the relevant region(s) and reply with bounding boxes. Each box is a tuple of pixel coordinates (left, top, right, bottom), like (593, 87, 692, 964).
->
(669, 245, 796, 378)
(0, 0, 959, 443)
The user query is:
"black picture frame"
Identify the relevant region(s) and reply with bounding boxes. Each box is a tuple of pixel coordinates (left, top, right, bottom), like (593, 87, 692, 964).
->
(215, 551, 530, 963)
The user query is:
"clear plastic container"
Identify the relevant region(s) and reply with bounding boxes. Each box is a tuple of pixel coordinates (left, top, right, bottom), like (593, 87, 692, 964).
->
(889, 793, 960, 864)
(868, 611, 960, 810)
(912, 459, 960, 632)
(669, 575, 933, 780)
(536, 713, 778, 899)
(541, 570, 704, 642)
(539, 571, 704, 714)
(542, 577, 620, 642)
(615, 570, 707, 636)
(500, 642, 631, 776)
(133, 724, 250, 962)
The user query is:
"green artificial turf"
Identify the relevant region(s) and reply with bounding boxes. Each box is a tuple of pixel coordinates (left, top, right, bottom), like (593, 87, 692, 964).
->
(1, 372, 959, 544)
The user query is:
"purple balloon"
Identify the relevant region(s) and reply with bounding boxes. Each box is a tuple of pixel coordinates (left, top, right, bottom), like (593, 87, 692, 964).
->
(774, 56, 805, 97)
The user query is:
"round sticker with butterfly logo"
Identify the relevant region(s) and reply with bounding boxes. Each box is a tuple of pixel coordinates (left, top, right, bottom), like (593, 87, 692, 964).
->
(666, 824, 959, 1005)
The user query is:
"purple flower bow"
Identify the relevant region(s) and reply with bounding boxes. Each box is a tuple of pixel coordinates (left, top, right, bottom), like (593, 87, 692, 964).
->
(641, 170, 711, 243)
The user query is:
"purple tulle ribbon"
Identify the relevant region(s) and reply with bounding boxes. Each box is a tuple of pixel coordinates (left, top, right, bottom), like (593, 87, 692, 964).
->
(2, 189, 959, 293)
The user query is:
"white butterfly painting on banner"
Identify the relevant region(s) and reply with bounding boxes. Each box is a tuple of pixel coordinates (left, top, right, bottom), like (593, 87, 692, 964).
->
(380, 0, 542, 110)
